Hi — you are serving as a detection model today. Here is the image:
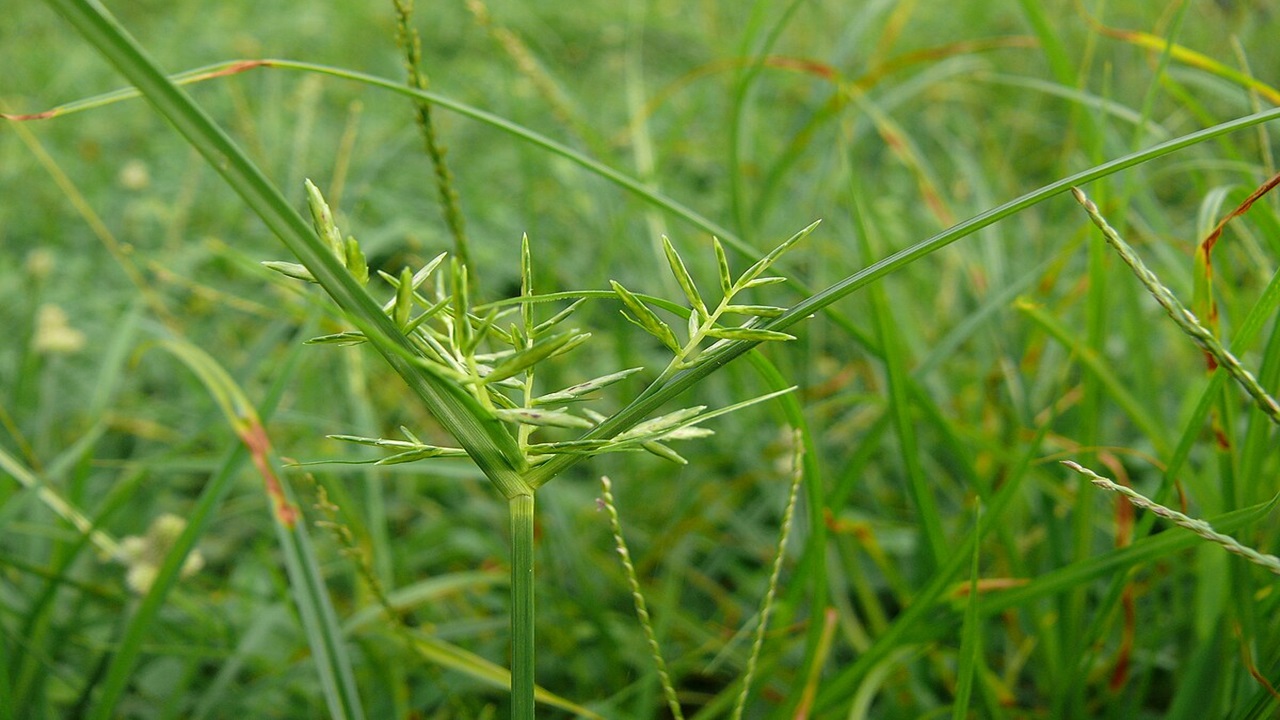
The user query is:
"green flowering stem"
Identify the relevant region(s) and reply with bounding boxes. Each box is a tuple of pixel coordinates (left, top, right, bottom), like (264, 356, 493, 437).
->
(391, 0, 473, 279)
(1072, 187, 1280, 426)
(640, 224, 813, 386)
(600, 476, 683, 720)
(1063, 461, 1280, 575)
(509, 492, 536, 719)
(733, 428, 805, 720)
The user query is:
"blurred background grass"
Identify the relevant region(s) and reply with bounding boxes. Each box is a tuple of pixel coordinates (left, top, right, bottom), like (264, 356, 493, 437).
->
(3, 0, 1279, 717)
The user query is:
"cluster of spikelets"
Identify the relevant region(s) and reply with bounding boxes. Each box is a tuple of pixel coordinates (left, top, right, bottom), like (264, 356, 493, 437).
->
(264, 180, 811, 470)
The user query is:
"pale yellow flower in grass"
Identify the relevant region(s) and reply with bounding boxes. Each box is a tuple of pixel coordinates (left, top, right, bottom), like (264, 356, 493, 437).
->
(33, 304, 86, 355)
(25, 249, 55, 280)
(117, 158, 150, 190)
(118, 513, 206, 594)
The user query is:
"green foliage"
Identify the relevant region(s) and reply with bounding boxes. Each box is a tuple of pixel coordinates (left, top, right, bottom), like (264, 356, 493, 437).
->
(4, 1, 1280, 718)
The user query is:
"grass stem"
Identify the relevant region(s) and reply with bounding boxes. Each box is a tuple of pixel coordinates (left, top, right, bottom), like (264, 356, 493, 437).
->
(732, 428, 805, 720)
(1064, 461, 1280, 575)
(391, 0, 473, 280)
(599, 476, 683, 720)
(509, 493, 536, 719)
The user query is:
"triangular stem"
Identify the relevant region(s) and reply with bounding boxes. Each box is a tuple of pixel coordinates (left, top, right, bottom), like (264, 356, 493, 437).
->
(509, 492, 536, 718)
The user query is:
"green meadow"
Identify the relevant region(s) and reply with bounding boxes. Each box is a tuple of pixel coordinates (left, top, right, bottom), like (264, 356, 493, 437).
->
(2, 1, 1279, 717)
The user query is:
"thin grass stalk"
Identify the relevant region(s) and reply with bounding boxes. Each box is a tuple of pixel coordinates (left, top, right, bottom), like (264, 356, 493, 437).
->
(0, 449, 120, 560)
(509, 493, 536, 719)
(982, 497, 1277, 617)
(391, 0, 473, 278)
(340, 352, 396, 595)
(1066, 230, 1106, 713)
(1014, 0, 1103, 170)
(10, 467, 142, 712)
(1239, 312, 1280, 504)
(1133, 264, 1280, 545)
(622, 1, 678, 303)
(0, 638, 11, 720)
(270, 475, 368, 720)
(1072, 122, 1112, 720)
(1073, 188, 1280, 425)
(1013, 299, 1169, 454)
(952, 504, 983, 720)
(307, 480, 418, 719)
(1124, 0, 1188, 165)
(6, 119, 177, 328)
(791, 608, 839, 719)
(599, 476, 683, 720)
(732, 428, 805, 720)
(743, 352, 829, 711)
(1064, 462, 1280, 574)
(10, 481, 126, 707)
(1237, 669, 1280, 720)
(465, 0, 597, 151)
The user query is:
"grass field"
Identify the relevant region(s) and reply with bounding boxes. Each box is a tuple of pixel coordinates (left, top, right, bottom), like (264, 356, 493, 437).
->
(3, 1, 1280, 718)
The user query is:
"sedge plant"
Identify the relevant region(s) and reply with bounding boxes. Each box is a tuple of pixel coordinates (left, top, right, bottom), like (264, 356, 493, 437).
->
(265, 177, 811, 716)
(15, 0, 1280, 717)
